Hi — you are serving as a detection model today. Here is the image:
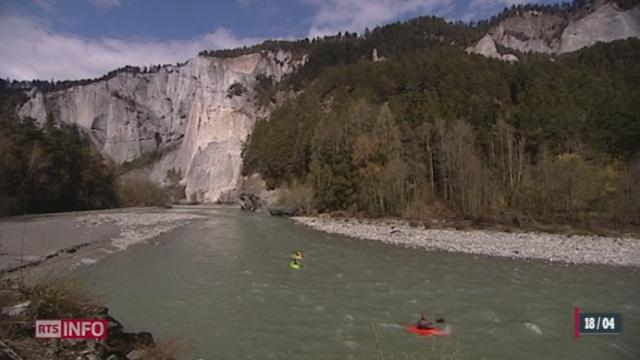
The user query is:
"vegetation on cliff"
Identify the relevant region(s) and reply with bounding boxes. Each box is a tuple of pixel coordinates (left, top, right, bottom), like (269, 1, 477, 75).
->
(0, 88, 179, 216)
(0, 89, 119, 216)
(243, 38, 640, 228)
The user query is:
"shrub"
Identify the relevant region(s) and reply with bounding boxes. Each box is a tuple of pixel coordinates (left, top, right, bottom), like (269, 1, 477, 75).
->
(277, 180, 314, 214)
(118, 178, 171, 207)
(20, 278, 100, 319)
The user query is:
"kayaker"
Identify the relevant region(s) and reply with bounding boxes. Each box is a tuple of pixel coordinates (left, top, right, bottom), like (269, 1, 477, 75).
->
(416, 313, 435, 330)
(289, 258, 303, 269)
(290, 251, 304, 260)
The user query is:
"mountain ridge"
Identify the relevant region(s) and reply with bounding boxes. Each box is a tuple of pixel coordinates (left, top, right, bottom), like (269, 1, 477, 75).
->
(13, 0, 640, 204)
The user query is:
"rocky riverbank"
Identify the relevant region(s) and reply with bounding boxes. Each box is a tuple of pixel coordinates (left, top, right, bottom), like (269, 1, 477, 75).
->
(292, 216, 640, 267)
(0, 209, 203, 358)
(0, 279, 179, 360)
(76, 212, 205, 251)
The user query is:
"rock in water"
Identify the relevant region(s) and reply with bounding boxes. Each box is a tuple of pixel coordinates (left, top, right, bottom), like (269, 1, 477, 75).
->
(239, 192, 262, 211)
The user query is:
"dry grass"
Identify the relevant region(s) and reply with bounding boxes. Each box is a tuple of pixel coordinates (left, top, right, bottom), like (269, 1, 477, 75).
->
(21, 277, 101, 319)
(1, 277, 102, 359)
(118, 177, 171, 207)
(0, 278, 192, 359)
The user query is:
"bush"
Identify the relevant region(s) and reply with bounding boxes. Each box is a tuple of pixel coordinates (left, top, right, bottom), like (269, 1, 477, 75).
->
(22, 278, 100, 319)
(118, 178, 171, 207)
(277, 181, 314, 214)
(165, 168, 186, 203)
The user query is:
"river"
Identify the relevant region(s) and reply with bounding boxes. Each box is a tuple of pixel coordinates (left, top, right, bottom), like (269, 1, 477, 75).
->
(72, 207, 639, 359)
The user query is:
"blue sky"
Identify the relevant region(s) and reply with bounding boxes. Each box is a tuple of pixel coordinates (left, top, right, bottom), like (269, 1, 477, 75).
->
(0, 0, 562, 80)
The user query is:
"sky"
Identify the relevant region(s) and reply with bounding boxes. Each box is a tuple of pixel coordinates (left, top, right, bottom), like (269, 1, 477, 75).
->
(0, 0, 563, 81)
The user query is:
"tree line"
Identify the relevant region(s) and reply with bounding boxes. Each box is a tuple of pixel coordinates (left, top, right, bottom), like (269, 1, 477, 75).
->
(0, 89, 118, 215)
(0, 89, 180, 216)
(243, 39, 640, 227)
(1, 62, 188, 94)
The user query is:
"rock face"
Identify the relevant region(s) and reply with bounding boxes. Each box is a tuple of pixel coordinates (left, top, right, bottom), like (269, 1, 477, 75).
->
(559, 3, 640, 53)
(467, 34, 519, 62)
(467, 2, 640, 60)
(19, 50, 304, 202)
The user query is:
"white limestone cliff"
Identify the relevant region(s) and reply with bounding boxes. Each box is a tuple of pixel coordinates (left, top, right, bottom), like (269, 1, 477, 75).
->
(465, 34, 519, 62)
(467, 2, 640, 60)
(19, 50, 305, 202)
(559, 3, 640, 53)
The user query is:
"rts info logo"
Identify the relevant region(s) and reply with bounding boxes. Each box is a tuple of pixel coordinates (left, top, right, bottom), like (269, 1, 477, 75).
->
(35, 319, 108, 339)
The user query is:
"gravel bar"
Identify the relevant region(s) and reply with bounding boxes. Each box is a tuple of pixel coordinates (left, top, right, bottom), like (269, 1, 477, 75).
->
(292, 217, 640, 267)
(77, 212, 205, 250)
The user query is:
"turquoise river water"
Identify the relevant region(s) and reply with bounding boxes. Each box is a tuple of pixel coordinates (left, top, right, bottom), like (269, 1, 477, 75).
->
(74, 207, 639, 359)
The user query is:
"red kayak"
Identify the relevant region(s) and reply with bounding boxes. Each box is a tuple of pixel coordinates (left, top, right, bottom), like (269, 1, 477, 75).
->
(405, 325, 451, 336)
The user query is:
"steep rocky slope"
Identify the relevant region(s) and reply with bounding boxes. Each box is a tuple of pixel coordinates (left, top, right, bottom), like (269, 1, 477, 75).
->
(559, 2, 640, 53)
(468, 2, 640, 59)
(19, 51, 304, 202)
(15, 2, 639, 205)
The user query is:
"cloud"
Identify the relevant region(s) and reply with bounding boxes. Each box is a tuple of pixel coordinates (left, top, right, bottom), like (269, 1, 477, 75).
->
(304, 0, 454, 38)
(0, 14, 261, 81)
(88, 0, 121, 9)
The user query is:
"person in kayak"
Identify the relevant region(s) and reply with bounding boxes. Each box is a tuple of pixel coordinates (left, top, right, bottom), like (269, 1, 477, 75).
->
(290, 251, 304, 260)
(416, 313, 441, 330)
(289, 258, 303, 269)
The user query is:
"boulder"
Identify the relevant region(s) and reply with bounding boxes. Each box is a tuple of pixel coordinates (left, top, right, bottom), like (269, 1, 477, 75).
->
(239, 192, 262, 211)
(266, 207, 298, 217)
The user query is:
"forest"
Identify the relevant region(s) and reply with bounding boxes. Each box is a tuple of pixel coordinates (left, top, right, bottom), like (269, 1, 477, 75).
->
(242, 38, 640, 228)
(0, 86, 184, 216)
(0, 89, 119, 215)
(2, 0, 638, 226)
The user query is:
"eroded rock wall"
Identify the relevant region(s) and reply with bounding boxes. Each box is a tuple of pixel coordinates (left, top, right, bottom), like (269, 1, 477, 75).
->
(467, 3, 640, 60)
(19, 50, 303, 202)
